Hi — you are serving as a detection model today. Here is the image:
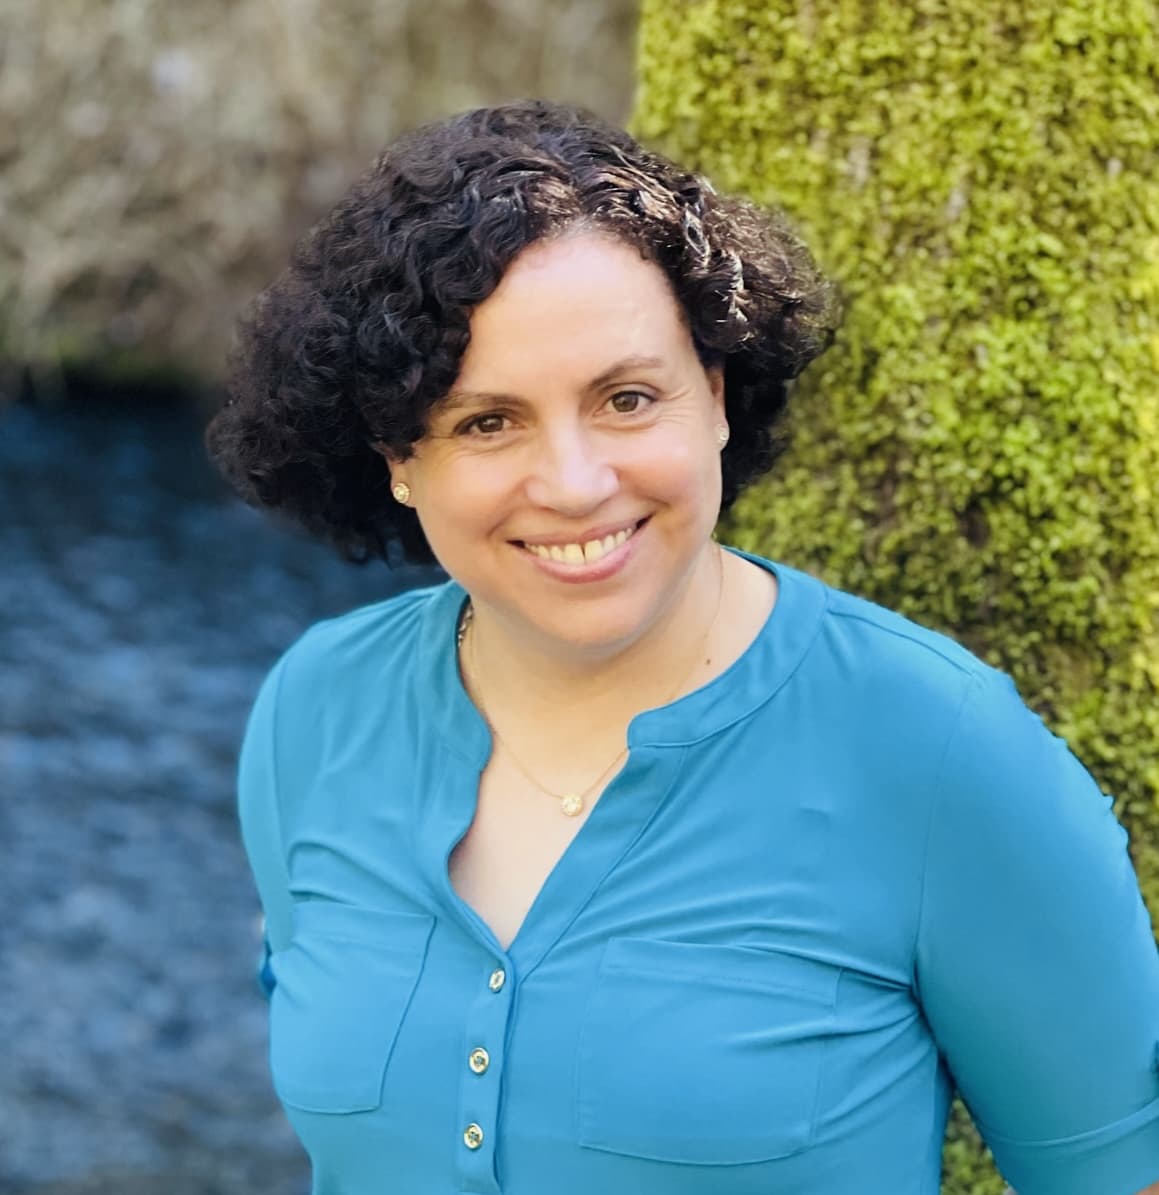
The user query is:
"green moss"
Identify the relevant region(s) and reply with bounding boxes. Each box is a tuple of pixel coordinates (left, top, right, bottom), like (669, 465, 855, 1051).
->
(633, 1, 1159, 1189)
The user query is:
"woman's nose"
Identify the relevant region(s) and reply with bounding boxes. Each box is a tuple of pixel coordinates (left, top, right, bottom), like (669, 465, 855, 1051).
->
(523, 426, 618, 513)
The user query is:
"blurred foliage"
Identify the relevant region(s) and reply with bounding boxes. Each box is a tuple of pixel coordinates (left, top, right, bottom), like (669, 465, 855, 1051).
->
(1, 0, 637, 392)
(634, 0, 1159, 1192)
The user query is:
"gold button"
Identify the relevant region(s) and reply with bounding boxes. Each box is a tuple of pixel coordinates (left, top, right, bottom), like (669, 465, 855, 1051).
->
(468, 1047, 490, 1074)
(463, 1122, 484, 1149)
(488, 968, 506, 992)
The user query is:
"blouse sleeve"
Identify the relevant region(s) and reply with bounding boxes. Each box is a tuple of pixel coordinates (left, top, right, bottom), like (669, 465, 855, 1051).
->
(237, 655, 295, 973)
(914, 668, 1159, 1195)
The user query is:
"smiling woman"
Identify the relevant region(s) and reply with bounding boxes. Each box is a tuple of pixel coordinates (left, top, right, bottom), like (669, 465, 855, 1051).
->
(378, 233, 730, 661)
(205, 101, 1159, 1195)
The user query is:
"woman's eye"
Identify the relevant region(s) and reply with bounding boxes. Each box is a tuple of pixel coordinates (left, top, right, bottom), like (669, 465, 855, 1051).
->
(608, 390, 652, 414)
(462, 412, 507, 436)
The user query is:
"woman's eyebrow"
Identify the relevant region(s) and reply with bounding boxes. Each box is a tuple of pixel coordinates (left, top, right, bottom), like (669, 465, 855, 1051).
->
(438, 388, 512, 412)
(442, 355, 666, 410)
(586, 354, 666, 389)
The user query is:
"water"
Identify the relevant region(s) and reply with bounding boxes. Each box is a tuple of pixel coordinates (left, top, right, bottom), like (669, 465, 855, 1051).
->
(0, 394, 439, 1194)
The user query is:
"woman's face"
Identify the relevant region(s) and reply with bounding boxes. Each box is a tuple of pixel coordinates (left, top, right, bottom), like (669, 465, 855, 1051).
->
(387, 230, 726, 658)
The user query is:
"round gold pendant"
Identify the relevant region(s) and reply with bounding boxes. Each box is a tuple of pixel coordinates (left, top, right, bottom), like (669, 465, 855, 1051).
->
(560, 793, 584, 817)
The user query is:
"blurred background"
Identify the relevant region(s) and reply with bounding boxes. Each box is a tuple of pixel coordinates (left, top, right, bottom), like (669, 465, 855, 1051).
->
(0, 1, 636, 1191)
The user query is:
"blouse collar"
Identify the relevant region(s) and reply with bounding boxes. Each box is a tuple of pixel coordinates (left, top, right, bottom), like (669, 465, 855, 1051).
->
(417, 548, 827, 765)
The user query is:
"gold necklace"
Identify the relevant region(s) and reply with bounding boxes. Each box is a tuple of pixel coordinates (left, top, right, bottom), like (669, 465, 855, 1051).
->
(461, 545, 724, 817)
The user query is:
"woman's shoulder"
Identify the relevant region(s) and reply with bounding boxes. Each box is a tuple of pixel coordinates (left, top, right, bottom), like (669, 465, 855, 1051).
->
(816, 576, 983, 679)
(760, 555, 992, 697)
(794, 568, 1084, 804)
(272, 575, 459, 696)
(756, 558, 1048, 772)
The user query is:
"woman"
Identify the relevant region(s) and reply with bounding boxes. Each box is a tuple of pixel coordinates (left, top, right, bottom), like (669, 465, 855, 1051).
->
(206, 100, 1159, 1195)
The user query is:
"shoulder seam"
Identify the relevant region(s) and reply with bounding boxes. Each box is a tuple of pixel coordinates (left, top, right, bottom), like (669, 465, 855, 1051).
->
(829, 605, 982, 677)
(259, 653, 293, 953)
(911, 669, 986, 993)
(268, 655, 288, 860)
(292, 583, 442, 648)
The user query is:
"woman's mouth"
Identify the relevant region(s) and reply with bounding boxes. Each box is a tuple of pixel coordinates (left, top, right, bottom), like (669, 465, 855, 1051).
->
(519, 519, 643, 565)
(513, 518, 648, 578)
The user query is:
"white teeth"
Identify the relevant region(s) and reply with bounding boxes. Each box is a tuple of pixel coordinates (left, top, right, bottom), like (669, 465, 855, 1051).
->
(524, 522, 639, 565)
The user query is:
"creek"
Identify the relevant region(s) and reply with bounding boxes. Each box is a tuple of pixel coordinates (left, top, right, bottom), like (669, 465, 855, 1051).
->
(0, 393, 437, 1194)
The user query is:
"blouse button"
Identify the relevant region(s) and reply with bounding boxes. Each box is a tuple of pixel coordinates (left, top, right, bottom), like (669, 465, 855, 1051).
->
(468, 1047, 490, 1074)
(463, 1123, 484, 1150)
(488, 968, 506, 992)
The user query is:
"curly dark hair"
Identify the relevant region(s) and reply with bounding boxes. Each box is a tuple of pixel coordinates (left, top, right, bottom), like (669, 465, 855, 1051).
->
(205, 99, 840, 565)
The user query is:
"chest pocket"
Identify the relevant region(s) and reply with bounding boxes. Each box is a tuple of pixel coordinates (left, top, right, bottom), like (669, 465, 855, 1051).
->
(269, 901, 434, 1114)
(575, 938, 838, 1165)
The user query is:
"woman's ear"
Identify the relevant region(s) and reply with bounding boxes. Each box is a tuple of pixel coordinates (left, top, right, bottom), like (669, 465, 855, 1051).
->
(369, 441, 406, 491)
(370, 442, 414, 505)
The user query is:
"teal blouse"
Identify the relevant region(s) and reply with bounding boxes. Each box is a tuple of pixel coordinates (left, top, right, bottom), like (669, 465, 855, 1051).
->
(238, 550, 1159, 1195)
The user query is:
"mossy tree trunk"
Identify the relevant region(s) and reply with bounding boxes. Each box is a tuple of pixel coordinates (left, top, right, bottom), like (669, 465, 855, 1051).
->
(633, 3, 1159, 1192)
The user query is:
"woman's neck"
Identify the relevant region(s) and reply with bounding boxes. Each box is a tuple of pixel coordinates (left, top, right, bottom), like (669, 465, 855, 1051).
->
(462, 543, 726, 737)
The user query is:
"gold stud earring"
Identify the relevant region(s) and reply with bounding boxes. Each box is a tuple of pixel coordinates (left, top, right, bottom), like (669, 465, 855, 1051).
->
(716, 424, 730, 448)
(391, 481, 411, 505)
